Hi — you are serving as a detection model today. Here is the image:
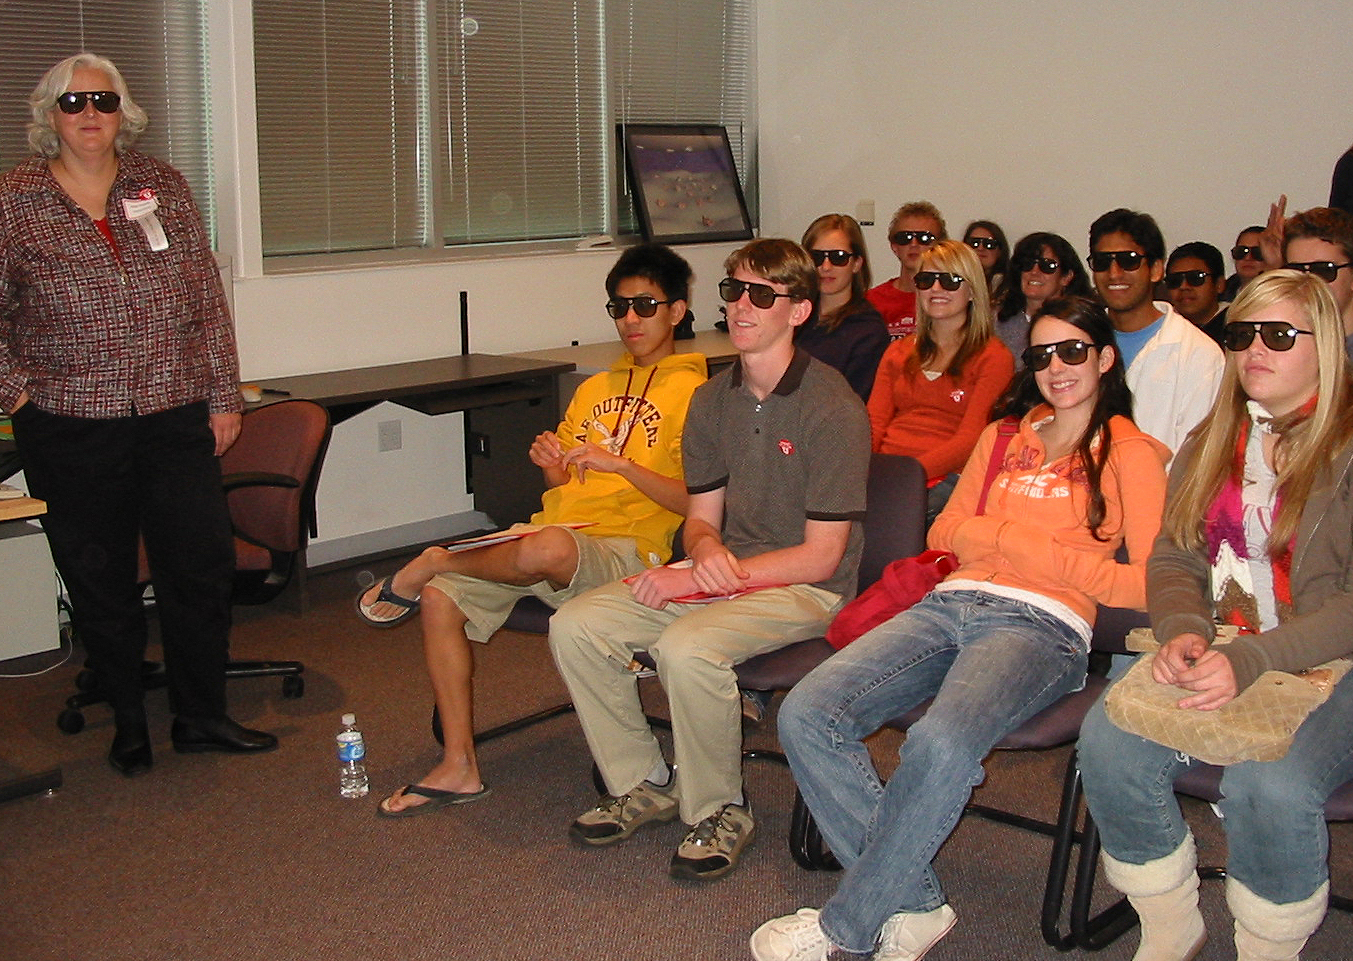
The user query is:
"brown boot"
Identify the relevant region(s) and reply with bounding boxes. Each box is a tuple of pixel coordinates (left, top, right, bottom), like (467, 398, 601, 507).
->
(1229, 878, 1328, 961)
(1100, 835, 1206, 961)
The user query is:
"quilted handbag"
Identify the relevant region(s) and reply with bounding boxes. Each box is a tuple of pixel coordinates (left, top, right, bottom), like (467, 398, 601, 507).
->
(1103, 628, 1351, 766)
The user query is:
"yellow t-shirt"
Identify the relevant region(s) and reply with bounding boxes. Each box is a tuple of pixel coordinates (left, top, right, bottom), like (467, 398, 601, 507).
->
(533, 351, 706, 565)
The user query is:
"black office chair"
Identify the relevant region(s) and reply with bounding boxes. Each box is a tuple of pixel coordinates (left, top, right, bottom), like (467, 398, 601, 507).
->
(56, 399, 332, 734)
(1048, 732, 1353, 952)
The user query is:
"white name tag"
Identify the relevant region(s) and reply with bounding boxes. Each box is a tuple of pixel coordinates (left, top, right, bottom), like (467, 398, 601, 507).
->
(121, 193, 169, 252)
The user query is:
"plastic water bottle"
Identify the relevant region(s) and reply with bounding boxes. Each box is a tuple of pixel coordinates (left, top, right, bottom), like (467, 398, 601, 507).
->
(337, 713, 369, 798)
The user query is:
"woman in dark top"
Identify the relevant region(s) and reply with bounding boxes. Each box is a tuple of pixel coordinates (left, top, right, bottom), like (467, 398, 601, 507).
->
(796, 214, 889, 400)
(963, 219, 1009, 296)
(996, 231, 1093, 366)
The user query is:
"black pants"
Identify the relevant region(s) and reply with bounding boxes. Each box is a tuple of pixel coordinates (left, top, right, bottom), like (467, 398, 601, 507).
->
(13, 401, 234, 721)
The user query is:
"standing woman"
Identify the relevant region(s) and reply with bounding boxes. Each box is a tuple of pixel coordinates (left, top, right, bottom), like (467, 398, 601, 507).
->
(996, 231, 1093, 366)
(796, 214, 889, 400)
(751, 297, 1169, 961)
(0, 54, 275, 775)
(962, 219, 1010, 296)
(867, 239, 1014, 518)
(1078, 270, 1353, 961)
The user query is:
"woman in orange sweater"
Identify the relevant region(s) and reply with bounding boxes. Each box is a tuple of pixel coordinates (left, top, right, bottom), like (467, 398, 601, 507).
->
(751, 297, 1169, 961)
(866, 239, 1015, 519)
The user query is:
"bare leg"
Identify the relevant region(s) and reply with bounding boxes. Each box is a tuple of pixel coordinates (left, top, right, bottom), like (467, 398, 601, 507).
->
(378, 528, 580, 813)
(361, 527, 581, 621)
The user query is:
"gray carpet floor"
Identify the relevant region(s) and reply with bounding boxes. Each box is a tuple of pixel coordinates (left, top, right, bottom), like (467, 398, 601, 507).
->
(2, 559, 1349, 960)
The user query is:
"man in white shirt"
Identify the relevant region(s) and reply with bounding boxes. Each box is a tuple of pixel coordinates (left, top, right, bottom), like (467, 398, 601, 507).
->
(1088, 208, 1223, 456)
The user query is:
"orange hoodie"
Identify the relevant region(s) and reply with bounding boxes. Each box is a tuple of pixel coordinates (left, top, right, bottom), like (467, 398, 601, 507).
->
(928, 407, 1170, 627)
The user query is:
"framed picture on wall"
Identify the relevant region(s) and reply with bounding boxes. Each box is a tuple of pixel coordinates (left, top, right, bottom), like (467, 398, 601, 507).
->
(620, 123, 753, 245)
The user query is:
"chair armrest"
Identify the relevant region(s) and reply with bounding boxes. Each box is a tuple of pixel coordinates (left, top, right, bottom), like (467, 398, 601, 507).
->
(221, 471, 301, 494)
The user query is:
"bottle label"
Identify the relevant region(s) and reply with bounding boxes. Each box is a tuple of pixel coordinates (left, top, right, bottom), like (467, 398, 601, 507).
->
(337, 731, 366, 763)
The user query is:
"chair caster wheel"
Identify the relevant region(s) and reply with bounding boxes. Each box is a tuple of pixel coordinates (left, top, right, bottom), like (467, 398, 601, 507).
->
(57, 708, 85, 734)
(282, 675, 304, 698)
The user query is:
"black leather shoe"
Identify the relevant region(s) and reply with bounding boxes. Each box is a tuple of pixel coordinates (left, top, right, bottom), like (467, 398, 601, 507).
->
(109, 724, 153, 776)
(171, 716, 278, 754)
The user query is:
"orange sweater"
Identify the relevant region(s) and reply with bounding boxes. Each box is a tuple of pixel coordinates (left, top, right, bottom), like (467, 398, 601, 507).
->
(867, 336, 1014, 480)
(928, 409, 1170, 626)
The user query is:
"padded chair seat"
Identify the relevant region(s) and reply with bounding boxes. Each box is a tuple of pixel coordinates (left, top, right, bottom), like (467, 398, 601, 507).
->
(503, 595, 554, 634)
(1173, 760, 1353, 819)
(887, 674, 1111, 750)
(627, 636, 837, 690)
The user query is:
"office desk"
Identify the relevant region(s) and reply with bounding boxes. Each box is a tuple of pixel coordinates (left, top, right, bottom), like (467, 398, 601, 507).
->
(251, 353, 575, 528)
(0, 495, 62, 805)
(513, 328, 736, 406)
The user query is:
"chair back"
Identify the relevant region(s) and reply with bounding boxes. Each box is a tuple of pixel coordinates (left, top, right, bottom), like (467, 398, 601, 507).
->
(858, 453, 927, 590)
(223, 399, 332, 556)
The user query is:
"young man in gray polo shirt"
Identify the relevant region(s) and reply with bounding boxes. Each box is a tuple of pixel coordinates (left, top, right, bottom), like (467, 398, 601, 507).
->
(549, 238, 871, 881)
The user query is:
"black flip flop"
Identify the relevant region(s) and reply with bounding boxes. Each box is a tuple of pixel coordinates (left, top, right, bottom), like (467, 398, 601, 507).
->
(376, 782, 492, 818)
(355, 577, 420, 628)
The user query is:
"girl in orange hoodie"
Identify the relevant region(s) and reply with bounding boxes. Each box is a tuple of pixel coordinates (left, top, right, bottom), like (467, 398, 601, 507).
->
(751, 297, 1169, 961)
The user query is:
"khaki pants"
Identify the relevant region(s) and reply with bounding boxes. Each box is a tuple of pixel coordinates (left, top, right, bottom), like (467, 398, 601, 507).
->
(549, 580, 840, 824)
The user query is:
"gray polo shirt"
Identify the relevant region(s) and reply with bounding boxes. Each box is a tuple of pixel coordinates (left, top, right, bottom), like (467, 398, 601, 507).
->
(683, 349, 869, 598)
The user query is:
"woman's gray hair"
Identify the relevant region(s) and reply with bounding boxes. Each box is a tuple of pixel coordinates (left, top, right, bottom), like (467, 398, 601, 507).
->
(27, 53, 148, 157)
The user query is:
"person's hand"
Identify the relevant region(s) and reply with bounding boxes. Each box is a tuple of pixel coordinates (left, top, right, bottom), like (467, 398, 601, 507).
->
(687, 540, 750, 597)
(1260, 194, 1287, 269)
(7, 390, 29, 415)
(528, 430, 567, 470)
(558, 442, 627, 484)
(628, 564, 698, 610)
(1152, 632, 1208, 684)
(1151, 632, 1238, 710)
(210, 412, 242, 456)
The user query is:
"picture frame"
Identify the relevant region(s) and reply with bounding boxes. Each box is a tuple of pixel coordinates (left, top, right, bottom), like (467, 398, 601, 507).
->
(619, 123, 753, 245)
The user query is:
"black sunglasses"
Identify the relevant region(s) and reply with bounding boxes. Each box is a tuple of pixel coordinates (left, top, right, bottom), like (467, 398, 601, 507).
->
(913, 271, 965, 291)
(1164, 269, 1213, 289)
(966, 237, 999, 251)
(890, 230, 936, 246)
(1231, 244, 1263, 261)
(1284, 261, 1353, 284)
(1222, 321, 1315, 352)
(56, 90, 121, 114)
(1022, 339, 1093, 372)
(718, 277, 794, 309)
(605, 295, 673, 319)
(1088, 250, 1146, 272)
(809, 248, 855, 267)
(1015, 256, 1061, 275)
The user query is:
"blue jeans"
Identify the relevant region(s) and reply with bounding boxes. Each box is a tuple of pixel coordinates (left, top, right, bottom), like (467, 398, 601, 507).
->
(779, 590, 1087, 954)
(1079, 671, 1353, 904)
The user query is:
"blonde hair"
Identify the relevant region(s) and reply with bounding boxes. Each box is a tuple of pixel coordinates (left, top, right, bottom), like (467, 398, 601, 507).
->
(909, 239, 994, 377)
(27, 53, 147, 157)
(1163, 269, 1353, 554)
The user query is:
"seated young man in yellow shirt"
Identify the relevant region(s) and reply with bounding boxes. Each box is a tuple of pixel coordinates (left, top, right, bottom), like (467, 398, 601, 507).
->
(358, 243, 707, 816)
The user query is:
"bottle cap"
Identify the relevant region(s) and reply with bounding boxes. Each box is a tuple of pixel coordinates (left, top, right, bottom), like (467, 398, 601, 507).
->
(341, 713, 356, 726)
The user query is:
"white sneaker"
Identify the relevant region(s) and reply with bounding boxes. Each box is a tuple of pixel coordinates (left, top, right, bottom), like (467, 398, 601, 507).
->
(875, 904, 957, 961)
(750, 909, 831, 961)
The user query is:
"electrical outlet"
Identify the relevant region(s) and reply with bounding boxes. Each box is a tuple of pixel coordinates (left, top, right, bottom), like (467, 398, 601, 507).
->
(377, 419, 402, 452)
(856, 199, 875, 226)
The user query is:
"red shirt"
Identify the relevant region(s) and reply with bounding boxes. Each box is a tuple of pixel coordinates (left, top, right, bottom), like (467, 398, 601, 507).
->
(866, 279, 917, 339)
(867, 336, 1015, 480)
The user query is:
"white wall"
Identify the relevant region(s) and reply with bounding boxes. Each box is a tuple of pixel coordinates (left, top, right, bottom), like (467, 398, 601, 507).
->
(756, 0, 1353, 267)
(208, 0, 1353, 561)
